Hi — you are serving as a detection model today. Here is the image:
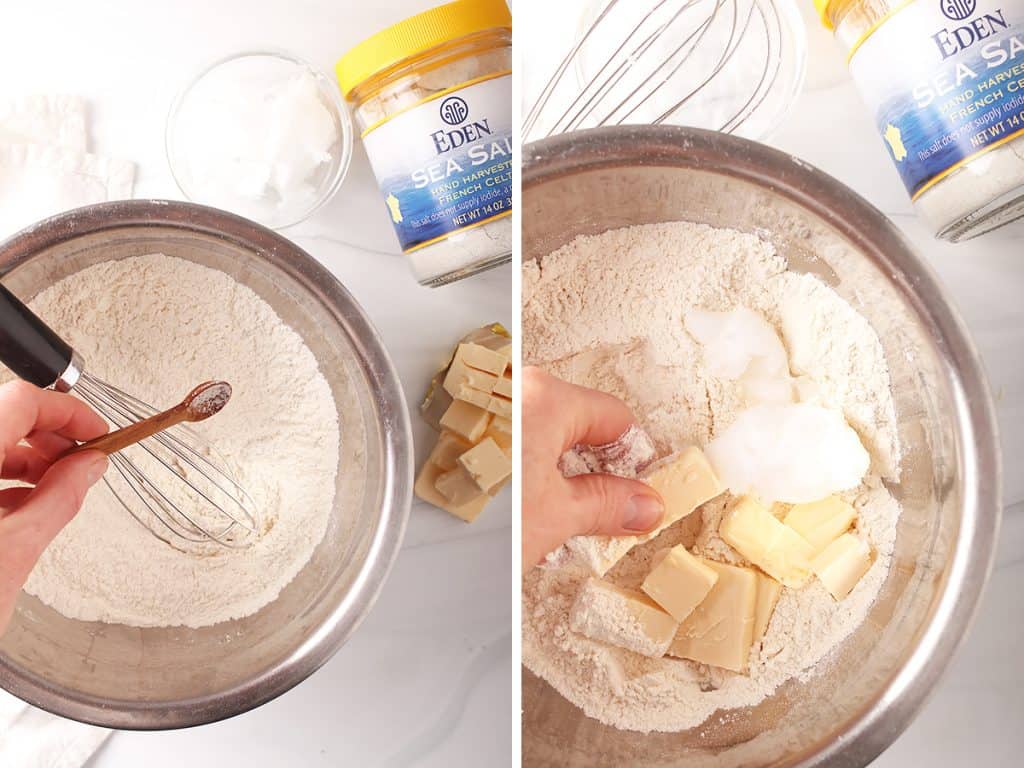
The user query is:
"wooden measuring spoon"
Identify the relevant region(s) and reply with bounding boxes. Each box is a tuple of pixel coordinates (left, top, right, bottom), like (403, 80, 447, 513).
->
(63, 381, 232, 458)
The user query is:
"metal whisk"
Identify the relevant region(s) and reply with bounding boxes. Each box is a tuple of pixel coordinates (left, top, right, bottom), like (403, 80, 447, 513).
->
(0, 283, 259, 549)
(524, 0, 801, 142)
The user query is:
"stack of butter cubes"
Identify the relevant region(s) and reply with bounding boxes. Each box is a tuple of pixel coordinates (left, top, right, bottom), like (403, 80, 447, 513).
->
(416, 324, 513, 522)
(719, 495, 874, 601)
(569, 446, 875, 673)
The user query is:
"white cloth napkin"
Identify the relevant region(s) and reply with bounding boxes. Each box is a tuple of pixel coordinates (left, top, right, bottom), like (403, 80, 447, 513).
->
(0, 94, 134, 239)
(0, 93, 130, 767)
(0, 95, 87, 152)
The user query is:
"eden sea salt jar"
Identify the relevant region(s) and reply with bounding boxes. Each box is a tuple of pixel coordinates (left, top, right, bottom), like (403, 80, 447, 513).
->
(817, 0, 1024, 241)
(336, 0, 513, 286)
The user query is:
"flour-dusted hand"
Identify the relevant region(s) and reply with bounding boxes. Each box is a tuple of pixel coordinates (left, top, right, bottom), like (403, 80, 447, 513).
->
(522, 367, 664, 568)
(0, 381, 108, 634)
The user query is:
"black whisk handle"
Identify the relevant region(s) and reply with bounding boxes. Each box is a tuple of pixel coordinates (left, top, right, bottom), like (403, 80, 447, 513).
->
(0, 282, 75, 389)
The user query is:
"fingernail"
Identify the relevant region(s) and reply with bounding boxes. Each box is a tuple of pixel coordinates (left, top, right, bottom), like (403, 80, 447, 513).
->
(623, 495, 664, 532)
(86, 456, 109, 485)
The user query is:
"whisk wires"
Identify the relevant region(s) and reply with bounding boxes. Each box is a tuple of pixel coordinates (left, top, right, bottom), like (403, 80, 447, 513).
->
(524, 0, 788, 141)
(75, 372, 259, 549)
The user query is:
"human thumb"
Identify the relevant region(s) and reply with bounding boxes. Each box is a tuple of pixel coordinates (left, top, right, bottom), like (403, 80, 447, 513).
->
(567, 473, 664, 537)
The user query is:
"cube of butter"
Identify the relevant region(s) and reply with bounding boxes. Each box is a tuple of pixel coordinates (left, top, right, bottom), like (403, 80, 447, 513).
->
(455, 387, 512, 420)
(669, 559, 757, 672)
(487, 394, 512, 419)
(456, 342, 508, 376)
(414, 461, 489, 522)
(450, 384, 493, 411)
(435, 466, 486, 506)
(641, 545, 719, 623)
(485, 416, 512, 456)
(784, 495, 857, 555)
(565, 446, 724, 576)
(493, 371, 513, 398)
(752, 571, 782, 646)
(569, 578, 678, 658)
(427, 430, 473, 471)
(719, 496, 815, 587)
(461, 323, 512, 360)
(811, 533, 872, 600)
(421, 324, 509, 430)
(487, 475, 511, 497)
(489, 414, 512, 437)
(458, 437, 511, 493)
(643, 447, 724, 525)
(439, 399, 491, 443)
(443, 355, 500, 399)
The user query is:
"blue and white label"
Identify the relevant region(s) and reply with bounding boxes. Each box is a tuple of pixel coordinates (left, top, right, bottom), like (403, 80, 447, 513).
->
(849, 0, 1024, 198)
(362, 75, 513, 252)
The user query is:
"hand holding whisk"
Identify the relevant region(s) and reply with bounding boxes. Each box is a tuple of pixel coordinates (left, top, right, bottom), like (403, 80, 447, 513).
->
(0, 283, 259, 549)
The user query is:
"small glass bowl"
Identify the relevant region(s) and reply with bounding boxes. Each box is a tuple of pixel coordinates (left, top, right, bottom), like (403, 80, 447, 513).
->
(166, 50, 353, 230)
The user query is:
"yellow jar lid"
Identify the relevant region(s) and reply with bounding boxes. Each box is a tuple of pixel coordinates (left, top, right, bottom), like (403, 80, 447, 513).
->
(814, 0, 835, 30)
(336, 0, 512, 97)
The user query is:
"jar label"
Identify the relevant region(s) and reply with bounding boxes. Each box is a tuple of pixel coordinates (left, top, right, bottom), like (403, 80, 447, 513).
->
(849, 0, 1024, 199)
(361, 74, 513, 253)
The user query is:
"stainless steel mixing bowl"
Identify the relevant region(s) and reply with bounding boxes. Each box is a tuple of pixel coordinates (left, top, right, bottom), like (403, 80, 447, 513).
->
(522, 126, 1002, 767)
(0, 201, 413, 729)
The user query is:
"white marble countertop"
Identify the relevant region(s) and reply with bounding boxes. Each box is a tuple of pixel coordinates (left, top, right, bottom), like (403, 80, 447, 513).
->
(1, 0, 512, 766)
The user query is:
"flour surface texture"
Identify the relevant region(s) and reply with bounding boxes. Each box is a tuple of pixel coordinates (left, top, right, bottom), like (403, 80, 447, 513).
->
(12, 254, 343, 628)
(522, 222, 902, 733)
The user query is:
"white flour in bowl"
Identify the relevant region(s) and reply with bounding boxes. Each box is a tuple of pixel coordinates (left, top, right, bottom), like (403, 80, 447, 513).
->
(3, 253, 343, 628)
(522, 221, 902, 733)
